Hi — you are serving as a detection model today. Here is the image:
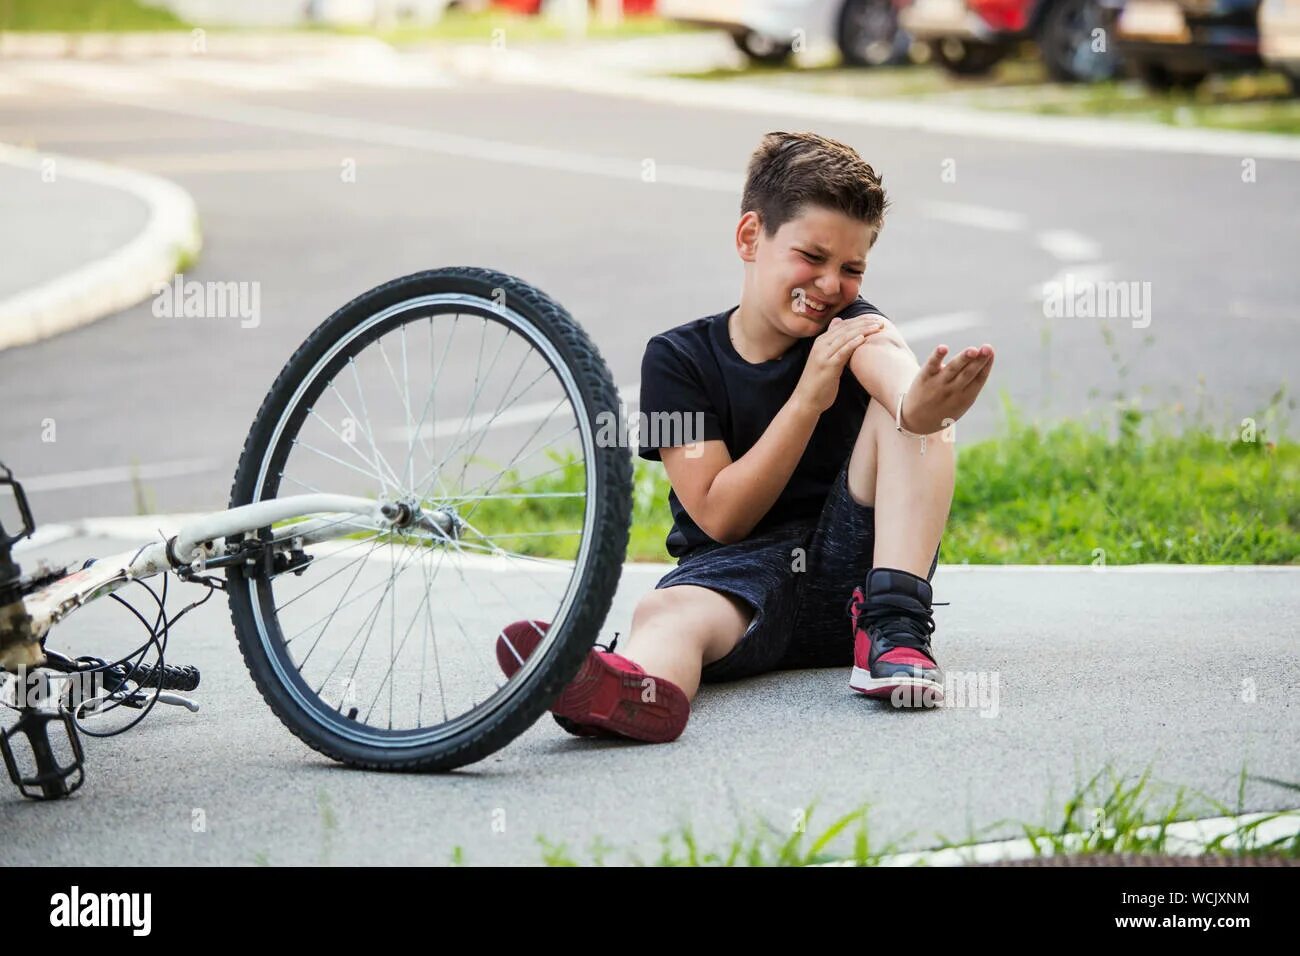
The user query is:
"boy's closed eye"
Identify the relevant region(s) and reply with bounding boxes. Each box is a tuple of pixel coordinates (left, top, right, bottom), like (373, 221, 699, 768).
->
(799, 250, 864, 277)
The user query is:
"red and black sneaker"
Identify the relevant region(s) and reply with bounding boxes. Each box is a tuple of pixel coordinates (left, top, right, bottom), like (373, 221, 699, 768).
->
(847, 567, 944, 707)
(495, 620, 690, 742)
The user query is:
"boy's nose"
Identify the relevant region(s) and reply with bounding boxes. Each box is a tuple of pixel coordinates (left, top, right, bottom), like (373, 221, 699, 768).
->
(815, 277, 840, 299)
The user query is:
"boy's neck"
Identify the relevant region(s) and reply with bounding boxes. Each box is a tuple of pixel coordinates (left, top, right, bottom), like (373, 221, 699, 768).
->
(729, 295, 799, 365)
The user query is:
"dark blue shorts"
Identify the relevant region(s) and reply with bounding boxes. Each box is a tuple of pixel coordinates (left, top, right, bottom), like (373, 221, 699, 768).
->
(653, 455, 940, 683)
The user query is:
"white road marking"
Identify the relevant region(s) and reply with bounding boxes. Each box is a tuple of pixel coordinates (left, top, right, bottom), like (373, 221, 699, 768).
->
(16, 457, 222, 493)
(1036, 229, 1103, 262)
(101, 147, 411, 174)
(1029, 262, 1114, 301)
(892, 310, 985, 341)
(919, 201, 1026, 233)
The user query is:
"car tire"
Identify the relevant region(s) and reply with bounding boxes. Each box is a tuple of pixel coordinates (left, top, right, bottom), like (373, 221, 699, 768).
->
(1039, 0, 1119, 83)
(932, 37, 1007, 76)
(837, 0, 912, 67)
(731, 29, 796, 65)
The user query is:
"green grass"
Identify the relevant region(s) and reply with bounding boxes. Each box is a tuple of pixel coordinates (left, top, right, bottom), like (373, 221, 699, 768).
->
(995, 72, 1300, 136)
(441, 386, 1298, 566)
(533, 799, 903, 867)
(675, 49, 1300, 136)
(943, 389, 1298, 564)
(0, 0, 189, 31)
(437, 762, 1298, 866)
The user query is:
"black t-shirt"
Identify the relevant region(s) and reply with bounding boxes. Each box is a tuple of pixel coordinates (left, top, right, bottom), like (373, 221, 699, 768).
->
(638, 296, 884, 559)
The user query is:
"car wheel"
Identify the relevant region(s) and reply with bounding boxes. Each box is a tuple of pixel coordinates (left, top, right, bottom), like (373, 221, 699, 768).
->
(731, 29, 796, 65)
(1039, 0, 1119, 83)
(932, 37, 1008, 76)
(837, 0, 911, 67)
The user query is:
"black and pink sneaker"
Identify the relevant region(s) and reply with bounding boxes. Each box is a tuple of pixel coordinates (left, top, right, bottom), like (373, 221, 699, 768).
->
(847, 568, 944, 707)
(495, 620, 690, 742)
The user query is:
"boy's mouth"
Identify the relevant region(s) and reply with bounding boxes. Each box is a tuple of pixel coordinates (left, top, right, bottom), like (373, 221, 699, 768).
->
(795, 295, 836, 316)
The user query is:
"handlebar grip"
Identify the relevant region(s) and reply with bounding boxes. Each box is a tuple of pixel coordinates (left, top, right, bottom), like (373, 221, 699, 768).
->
(112, 662, 201, 693)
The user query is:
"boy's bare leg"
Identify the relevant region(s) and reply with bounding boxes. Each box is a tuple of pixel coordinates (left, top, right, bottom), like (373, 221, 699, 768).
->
(616, 585, 753, 701)
(845, 396, 955, 576)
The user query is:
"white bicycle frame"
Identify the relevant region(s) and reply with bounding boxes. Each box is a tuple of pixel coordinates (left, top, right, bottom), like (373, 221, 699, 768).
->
(13, 493, 452, 656)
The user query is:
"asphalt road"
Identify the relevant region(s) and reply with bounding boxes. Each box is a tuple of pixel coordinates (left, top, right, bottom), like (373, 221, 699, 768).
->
(1, 530, 1297, 865)
(0, 53, 1297, 864)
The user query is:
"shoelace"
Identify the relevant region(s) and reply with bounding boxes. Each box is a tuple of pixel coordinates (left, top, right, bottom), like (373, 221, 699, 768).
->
(862, 603, 936, 654)
(844, 592, 949, 621)
(845, 593, 951, 654)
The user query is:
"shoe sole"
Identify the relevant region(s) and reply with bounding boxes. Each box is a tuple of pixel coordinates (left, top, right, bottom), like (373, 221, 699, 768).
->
(850, 667, 945, 707)
(496, 621, 612, 739)
(551, 650, 689, 743)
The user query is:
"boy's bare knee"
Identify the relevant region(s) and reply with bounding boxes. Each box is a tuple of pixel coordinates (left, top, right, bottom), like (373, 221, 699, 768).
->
(631, 585, 753, 663)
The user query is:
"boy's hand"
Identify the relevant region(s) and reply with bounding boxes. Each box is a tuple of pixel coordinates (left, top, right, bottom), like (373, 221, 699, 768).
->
(900, 343, 995, 434)
(793, 315, 885, 415)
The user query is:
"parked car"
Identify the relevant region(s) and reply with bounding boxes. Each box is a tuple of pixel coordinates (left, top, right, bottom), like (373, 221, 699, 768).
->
(901, 0, 1120, 81)
(657, 0, 914, 66)
(1259, 0, 1300, 89)
(1103, 0, 1261, 89)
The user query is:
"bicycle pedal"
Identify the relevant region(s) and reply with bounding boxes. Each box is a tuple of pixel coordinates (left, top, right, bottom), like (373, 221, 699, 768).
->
(0, 706, 85, 800)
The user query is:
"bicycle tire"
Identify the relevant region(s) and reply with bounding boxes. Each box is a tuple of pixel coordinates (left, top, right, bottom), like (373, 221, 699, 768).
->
(226, 267, 632, 772)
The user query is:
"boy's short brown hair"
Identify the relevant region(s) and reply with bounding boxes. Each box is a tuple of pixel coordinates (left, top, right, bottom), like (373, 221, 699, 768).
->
(740, 131, 890, 246)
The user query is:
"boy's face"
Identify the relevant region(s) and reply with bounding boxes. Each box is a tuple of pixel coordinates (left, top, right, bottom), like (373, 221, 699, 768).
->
(740, 203, 874, 338)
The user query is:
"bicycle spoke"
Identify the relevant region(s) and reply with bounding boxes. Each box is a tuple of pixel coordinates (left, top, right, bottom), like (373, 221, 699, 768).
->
(306, 407, 397, 488)
(456, 415, 584, 530)
(417, 542, 451, 728)
(313, 530, 428, 696)
(422, 362, 558, 497)
(327, 381, 402, 492)
(348, 356, 404, 494)
(448, 345, 537, 493)
(449, 438, 580, 504)
(273, 532, 385, 615)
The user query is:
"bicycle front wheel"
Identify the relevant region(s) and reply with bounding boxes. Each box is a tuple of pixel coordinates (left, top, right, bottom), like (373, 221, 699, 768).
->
(226, 267, 631, 771)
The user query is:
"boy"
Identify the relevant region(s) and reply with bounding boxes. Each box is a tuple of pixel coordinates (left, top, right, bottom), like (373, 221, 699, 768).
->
(496, 131, 994, 743)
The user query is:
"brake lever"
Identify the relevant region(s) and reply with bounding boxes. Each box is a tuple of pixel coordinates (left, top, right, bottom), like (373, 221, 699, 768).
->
(156, 692, 199, 712)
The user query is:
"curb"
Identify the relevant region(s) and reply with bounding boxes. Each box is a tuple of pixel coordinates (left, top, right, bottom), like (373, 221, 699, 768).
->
(0, 30, 397, 60)
(813, 809, 1300, 866)
(430, 44, 1300, 161)
(0, 144, 202, 352)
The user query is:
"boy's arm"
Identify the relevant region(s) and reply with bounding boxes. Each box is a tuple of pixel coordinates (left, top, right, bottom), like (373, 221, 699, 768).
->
(664, 314, 885, 544)
(662, 394, 821, 546)
(847, 316, 922, 425)
(848, 316, 995, 434)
